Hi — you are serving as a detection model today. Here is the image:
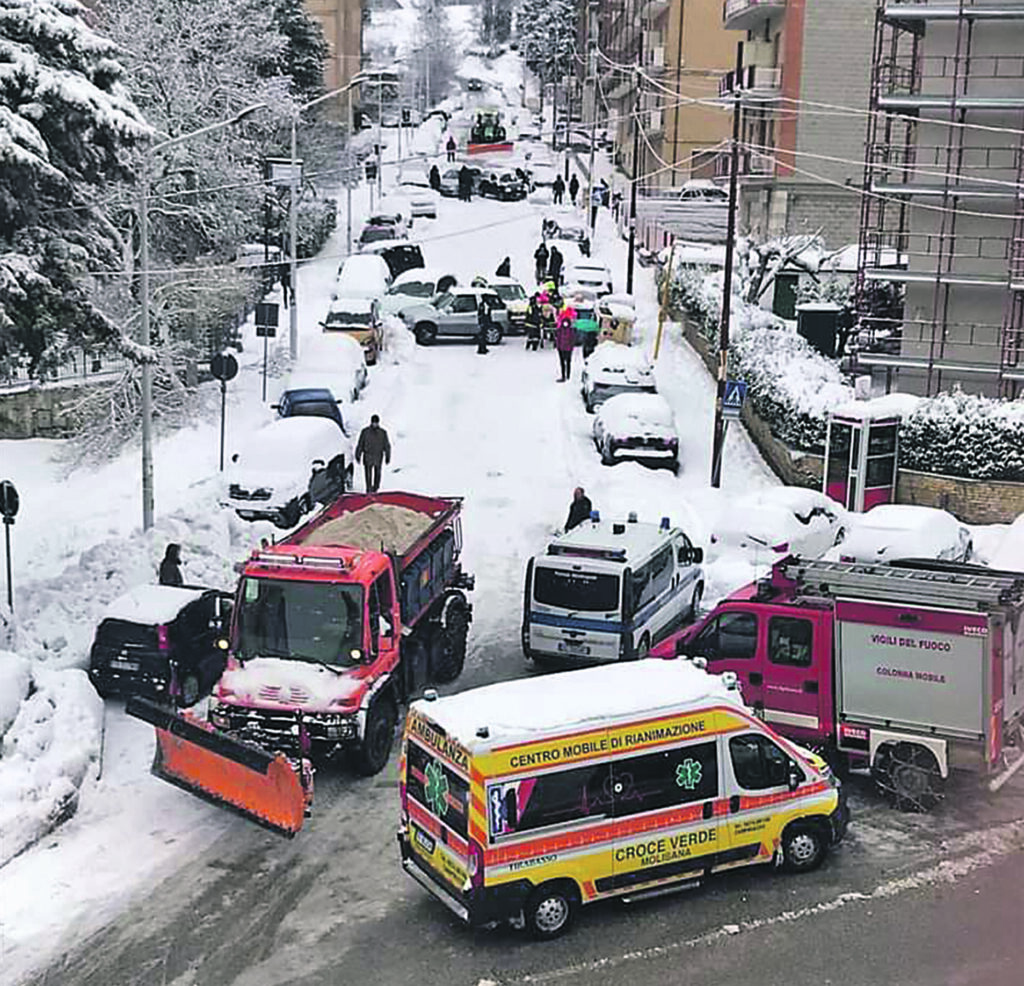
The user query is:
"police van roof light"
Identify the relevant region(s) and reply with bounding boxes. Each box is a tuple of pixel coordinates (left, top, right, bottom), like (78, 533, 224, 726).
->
(628, 511, 638, 523)
(660, 516, 670, 531)
(590, 510, 600, 523)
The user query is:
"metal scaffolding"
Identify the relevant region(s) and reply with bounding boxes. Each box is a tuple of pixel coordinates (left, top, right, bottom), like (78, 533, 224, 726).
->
(856, 0, 1024, 397)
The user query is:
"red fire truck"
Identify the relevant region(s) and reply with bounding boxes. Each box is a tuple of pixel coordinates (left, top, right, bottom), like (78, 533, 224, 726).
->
(653, 558, 1024, 811)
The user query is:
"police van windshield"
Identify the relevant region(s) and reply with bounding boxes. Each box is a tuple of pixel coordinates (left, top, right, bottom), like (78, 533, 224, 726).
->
(235, 577, 364, 667)
(533, 566, 621, 612)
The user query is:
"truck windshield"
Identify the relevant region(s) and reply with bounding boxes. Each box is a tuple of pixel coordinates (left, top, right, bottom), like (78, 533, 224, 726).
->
(533, 566, 621, 612)
(234, 577, 364, 667)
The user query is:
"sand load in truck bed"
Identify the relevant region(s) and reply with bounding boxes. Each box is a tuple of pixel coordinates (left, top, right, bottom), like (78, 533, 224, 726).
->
(301, 503, 437, 556)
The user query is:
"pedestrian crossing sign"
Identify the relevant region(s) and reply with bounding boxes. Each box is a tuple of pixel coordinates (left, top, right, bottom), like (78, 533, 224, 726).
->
(723, 379, 748, 419)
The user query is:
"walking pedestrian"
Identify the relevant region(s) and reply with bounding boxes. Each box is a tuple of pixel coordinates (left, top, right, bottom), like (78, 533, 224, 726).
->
(525, 293, 544, 351)
(552, 174, 565, 205)
(547, 244, 563, 287)
(476, 297, 493, 355)
(590, 185, 602, 229)
(446, 135, 457, 162)
(159, 543, 184, 587)
(458, 164, 473, 201)
(428, 164, 441, 191)
(495, 256, 511, 278)
(568, 173, 580, 206)
(554, 301, 577, 382)
(565, 487, 593, 532)
(534, 241, 548, 283)
(278, 261, 293, 308)
(355, 414, 391, 493)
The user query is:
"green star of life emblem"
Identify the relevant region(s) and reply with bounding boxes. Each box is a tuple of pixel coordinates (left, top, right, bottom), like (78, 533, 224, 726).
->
(675, 758, 702, 790)
(424, 759, 449, 817)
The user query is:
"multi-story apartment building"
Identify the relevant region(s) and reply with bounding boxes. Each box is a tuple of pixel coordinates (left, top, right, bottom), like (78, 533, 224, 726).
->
(857, 0, 1024, 398)
(593, 1, 732, 189)
(305, 0, 364, 119)
(721, 0, 875, 245)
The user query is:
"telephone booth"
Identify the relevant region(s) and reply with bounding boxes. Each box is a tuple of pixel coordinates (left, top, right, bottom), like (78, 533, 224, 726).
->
(823, 408, 900, 512)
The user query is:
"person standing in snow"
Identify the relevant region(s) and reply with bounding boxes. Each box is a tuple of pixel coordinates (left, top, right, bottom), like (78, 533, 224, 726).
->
(547, 244, 563, 287)
(159, 544, 184, 586)
(565, 487, 593, 532)
(446, 135, 457, 162)
(428, 164, 441, 191)
(552, 174, 565, 204)
(458, 164, 473, 201)
(534, 241, 548, 283)
(476, 297, 493, 355)
(525, 293, 544, 351)
(568, 173, 580, 206)
(554, 301, 577, 382)
(495, 256, 511, 278)
(355, 414, 391, 493)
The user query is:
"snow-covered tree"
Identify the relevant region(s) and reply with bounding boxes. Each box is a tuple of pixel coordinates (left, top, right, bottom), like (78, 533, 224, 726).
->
(411, 0, 456, 106)
(0, 0, 149, 377)
(517, 0, 575, 87)
(479, 0, 514, 48)
(267, 0, 329, 100)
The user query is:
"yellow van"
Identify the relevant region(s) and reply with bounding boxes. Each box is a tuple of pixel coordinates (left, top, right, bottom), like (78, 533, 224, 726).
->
(397, 661, 848, 938)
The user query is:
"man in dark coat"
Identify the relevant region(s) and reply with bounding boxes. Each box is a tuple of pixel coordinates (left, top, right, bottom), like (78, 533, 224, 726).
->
(534, 241, 548, 283)
(547, 244, 563, 286)
(552, 174, 565, 204)
(429, 164, 441, 191)
(458, 165, 473, 201)
(446, 135, 457, 162)
(355, 414, 391, 493)
(159, 544, 184, 586)
(476, 297, 492, 354)
(495, 256, 511, 278)
(565, 488, 593, 532)
(568, 173, 580, 206)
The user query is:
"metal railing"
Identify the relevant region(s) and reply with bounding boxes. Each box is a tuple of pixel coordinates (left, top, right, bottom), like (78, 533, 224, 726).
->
(0, 350, 131, 393)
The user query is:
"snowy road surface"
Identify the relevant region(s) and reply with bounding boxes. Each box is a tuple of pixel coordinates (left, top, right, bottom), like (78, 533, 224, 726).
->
(3, 128, 1023, 986)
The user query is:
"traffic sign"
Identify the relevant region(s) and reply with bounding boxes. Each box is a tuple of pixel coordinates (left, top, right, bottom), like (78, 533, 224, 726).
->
(0, 480, 18, 520)
(723, 379, 748, 420)
(255, 325, 277, 338)
(254, 302, 279, 328)
(210, 353, 238, 382)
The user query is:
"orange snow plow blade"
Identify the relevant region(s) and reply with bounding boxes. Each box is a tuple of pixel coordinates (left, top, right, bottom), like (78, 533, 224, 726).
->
(126, 697, 311, 836)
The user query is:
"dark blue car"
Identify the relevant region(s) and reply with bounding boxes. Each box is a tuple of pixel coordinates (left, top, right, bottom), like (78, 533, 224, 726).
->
(273, 387, 347, 431)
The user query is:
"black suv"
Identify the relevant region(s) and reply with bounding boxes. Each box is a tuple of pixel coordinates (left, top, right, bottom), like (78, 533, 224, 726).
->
(88, 585, 233, 707)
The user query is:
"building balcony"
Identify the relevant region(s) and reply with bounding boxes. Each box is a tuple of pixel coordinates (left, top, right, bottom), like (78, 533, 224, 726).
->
(883, 2, 1024, 24)
(723, 0, 786, 31)
(719, 65, 782, 101)
(716, 148, 775, 179)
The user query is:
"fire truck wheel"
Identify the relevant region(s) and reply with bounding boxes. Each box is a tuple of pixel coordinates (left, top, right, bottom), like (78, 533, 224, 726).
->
(352, 698, 397, 776)
(432, 607, 469, 684)
(781, 822, 826, 872)
(888, 743, 943, 812)
(525, 882, 578, 939)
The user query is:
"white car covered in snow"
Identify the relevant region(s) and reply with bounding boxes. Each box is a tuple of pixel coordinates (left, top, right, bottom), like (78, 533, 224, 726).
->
(581, 341, 657, 412)
(378, 269, 457, 316)
(397, 171, 439, 218)
(564, 261, 612, 296)
(991, 513, 1024, 571)
(823, 504, 972, 564)
(222, 417, 354, 529)
(710, 487, 848, 561)
(593, 393, 679, 473)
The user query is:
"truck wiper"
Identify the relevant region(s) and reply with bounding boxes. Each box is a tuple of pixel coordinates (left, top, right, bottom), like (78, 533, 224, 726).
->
(309, 659, 345, 676)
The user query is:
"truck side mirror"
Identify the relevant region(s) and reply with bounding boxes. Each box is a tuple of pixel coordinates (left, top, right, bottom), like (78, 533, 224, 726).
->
(787, 765, 802, 792)
(691, 547, 704, 565)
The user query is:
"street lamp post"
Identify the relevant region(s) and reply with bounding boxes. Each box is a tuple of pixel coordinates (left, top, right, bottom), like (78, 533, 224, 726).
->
(288, 76, 368, 360)
(138, 103, 266, 531)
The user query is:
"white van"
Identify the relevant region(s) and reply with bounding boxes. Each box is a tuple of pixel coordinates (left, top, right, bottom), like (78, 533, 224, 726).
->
(331, 253, 392, 302)
(522, 513, 704, 664)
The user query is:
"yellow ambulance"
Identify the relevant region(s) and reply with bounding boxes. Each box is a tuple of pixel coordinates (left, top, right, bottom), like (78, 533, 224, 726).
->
(397, 660, 848, 938)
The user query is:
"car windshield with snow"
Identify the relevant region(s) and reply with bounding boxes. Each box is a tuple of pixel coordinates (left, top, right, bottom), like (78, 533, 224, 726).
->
(593, 393, 679, 473)
(581, 341, 657, 412)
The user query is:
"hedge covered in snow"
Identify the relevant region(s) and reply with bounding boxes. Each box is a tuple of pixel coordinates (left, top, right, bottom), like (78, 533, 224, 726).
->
(668, 265, 1024, 479)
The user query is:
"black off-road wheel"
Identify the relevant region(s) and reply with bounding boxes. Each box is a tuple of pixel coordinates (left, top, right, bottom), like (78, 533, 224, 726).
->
(886, 742, 944, 812)
(352, 697, 397, 776)
(431, 606, 470, 684)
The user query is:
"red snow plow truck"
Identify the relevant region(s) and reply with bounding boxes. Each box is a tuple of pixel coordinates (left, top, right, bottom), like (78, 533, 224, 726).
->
(128, 491, 474, 834)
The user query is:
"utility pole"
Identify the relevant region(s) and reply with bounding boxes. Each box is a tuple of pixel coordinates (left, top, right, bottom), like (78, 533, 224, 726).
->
(138, 164, 154, 531)
(710, 41, 744, 489)
(347, 86, 354, 256)
(288, 117, 299, 361)
(626, 68, 641, 295)
(585, 0, 599, 232)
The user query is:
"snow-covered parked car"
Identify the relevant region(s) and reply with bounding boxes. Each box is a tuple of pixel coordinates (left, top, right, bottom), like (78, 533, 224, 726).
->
(581, 341, 657, 412)
(223, 417, 354, 529)
(299, 334, 369, 401)
(88, 585, 232, 707)
(565, 261, 612, 296)
(397, 171, 439, 218)
(991, 513, 1024, 571)
(709, 487, 848, 561)
(593, 393, 679, 473)
(320, 296, 383, 365)
(823, 504, 972, 564)
(379, 269, 457, 316)
(331, 253, 391, 302)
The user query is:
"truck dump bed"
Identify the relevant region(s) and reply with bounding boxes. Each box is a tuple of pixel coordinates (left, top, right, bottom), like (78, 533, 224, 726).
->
(286, 491, 460, 562)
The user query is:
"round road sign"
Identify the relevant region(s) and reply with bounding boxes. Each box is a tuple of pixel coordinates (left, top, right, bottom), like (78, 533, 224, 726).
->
(210, 353, 239, 382)
(0, 480, 19, 520)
